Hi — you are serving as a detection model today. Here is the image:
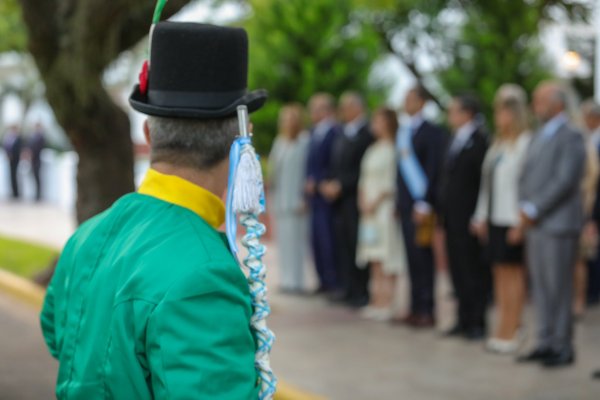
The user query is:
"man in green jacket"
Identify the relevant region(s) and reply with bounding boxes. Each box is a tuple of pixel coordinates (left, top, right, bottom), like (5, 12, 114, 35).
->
(41, 22, 268, 399)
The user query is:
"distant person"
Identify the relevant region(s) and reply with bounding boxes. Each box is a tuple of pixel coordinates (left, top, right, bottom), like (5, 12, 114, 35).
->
(321, 92, 373, 307)
(581, 99, 600, 306)
(573, 120, 599, 318)
(356, 107, 407, 321)
(29, 123, 47, 201)
(306, 93, 341, 294)
(269, 103, 310, 294)
(3, 124, 23, 199)
(439, 94, 489, 340)
(517, 82, 585, 368)
(471, 84, 531, 353)
(394, 85, 447, 328)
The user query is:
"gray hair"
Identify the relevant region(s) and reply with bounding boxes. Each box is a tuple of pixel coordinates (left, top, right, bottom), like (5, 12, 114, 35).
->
(581, 98, 600, 118)
(147, 116, 238, 170)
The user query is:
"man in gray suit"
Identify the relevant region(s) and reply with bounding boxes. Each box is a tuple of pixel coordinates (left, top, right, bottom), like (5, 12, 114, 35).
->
(516, 81, 586, 368)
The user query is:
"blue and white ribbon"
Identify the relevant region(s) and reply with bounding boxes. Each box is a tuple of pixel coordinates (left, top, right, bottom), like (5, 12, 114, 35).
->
(226, 106, 276, 399)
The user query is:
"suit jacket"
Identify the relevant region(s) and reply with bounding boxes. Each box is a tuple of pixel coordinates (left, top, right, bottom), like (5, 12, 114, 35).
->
(438, 126, 488, 231)
(397, 120, 448, 215)
(519, 123, 586, 235)
(29, 132, 46, 165)
(41, 169, 258, 399)
(306, 123, 341, 203)
(329, 121, 374, 205)
(3, 134, 22, 164)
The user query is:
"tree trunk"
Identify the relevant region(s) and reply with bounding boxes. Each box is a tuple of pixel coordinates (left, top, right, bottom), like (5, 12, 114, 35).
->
(18, 0, 192, 224)
(41, 70, 135, 223)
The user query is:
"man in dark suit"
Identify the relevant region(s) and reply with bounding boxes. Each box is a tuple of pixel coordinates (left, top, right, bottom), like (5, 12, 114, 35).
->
(395, 86, 447, 327)
(29, 123, 46, 201)
(439, 94, 489, 340)
(321, 92, 373, 307)
(306, 93, 341, 293)
(3, 125, 23, 199)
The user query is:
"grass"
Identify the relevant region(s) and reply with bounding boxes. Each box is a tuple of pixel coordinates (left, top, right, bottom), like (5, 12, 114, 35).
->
(0, 235, 59, 279)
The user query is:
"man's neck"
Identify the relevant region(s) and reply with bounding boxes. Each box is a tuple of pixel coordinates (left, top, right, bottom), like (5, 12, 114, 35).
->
(151, 162, 228, 199)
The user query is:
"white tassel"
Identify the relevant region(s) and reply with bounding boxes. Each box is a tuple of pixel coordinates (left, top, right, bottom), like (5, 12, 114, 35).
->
(233, 145, 263, 214)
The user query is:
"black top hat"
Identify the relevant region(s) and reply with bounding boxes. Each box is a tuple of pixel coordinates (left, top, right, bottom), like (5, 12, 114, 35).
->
(129, 22, 267, 119)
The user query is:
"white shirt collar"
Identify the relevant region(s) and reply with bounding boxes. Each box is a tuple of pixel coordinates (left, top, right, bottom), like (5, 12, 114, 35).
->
(409, 113, 424, 132)
(540, 112, 568, 139)
(344, 116, 367, 138)
(455, 120, 477, 142)
(314, 117, 335, 138)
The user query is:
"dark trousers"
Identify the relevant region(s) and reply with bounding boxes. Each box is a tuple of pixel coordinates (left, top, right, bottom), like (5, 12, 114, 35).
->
(32, 160, 42, 201)
(310, 198, 338, 290)
(334, 196, 369, 300)
(588, 256, 600, 304)
(401, 214, 435, 316)
(445, 221, 490, 329)
(9, 160, 19, 199)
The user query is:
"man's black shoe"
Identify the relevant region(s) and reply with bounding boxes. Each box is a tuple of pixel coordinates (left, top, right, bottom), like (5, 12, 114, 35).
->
(443, 324, 464, 337)
(346, 296, 369, 309)
(516, 348, 554, 363)
(327, 290, 350, 303)
(592, 370, 600, 379)
(463, 327, 486, 341)
(542, 351, 575, 368)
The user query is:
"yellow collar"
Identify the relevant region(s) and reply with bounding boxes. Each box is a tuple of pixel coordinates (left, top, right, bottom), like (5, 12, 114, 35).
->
(138, 169, 225, 229)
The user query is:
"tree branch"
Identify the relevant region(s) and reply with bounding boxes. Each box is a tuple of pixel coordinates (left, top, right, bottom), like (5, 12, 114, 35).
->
(115, 0, 195, 55)
(18, 0, 59, 71)
(373, 22, 445, 109)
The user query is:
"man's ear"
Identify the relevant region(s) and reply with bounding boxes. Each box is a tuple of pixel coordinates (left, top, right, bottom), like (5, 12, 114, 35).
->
(143, 119, 151, 146)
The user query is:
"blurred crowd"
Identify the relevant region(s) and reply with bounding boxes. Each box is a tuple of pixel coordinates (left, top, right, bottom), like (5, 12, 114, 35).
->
(268, 81, 600, 372)
(2, 122, 46, 201)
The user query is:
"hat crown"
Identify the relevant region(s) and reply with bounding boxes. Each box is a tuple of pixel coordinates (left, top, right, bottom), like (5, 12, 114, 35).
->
(129, 21, 266, 118)
(150, 22, 248, 94)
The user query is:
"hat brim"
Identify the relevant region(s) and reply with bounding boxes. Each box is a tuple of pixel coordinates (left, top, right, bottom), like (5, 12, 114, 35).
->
(129, 86, 268, 119)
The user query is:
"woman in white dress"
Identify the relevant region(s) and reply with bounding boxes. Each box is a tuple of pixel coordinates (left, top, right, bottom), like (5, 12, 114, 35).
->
(268, 103, 310, 293)
(356, 107, 408, 320)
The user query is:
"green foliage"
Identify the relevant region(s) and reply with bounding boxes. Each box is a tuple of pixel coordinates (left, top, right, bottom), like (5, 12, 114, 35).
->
(245, 0, 385, 154)
(0, 0, 27, 53)
(438, 0, 554, 123)
(0, 235, 58, 279)
(356, 0, 591, 125)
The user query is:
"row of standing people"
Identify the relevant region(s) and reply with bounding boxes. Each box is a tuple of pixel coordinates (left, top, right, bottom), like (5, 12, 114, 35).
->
(269, 81, 596, 369)
(2, 123, 46, 201)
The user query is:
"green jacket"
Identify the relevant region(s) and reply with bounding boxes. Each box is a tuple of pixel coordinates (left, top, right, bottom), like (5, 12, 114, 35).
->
(41, 169, 259, 399)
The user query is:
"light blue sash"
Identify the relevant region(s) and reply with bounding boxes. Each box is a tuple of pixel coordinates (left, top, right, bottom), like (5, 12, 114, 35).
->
(397, 124, 428, 201)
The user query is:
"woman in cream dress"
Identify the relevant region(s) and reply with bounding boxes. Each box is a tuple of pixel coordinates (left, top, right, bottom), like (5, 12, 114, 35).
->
(356, 107, 407, 321)
(269, 103, 310, 293)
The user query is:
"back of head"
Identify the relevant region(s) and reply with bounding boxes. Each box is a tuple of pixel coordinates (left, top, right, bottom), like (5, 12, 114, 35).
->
(147, 116, 238, 170)
(581, 98, 600, 118)
(581, 98, 600, 131)
(455, 93, 481, 118)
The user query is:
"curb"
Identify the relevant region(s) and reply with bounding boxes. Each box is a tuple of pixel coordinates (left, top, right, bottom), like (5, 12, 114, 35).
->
(0, 268, 46, 309)
(0, 267, 327, 400)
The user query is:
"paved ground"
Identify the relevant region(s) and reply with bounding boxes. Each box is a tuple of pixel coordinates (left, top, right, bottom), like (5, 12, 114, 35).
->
(1, 201, 600, 399)
(0, 292, 56, 400)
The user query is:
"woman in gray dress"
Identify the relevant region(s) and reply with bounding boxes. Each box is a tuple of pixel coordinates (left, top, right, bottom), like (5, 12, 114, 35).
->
(269, 103, 311, 293)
